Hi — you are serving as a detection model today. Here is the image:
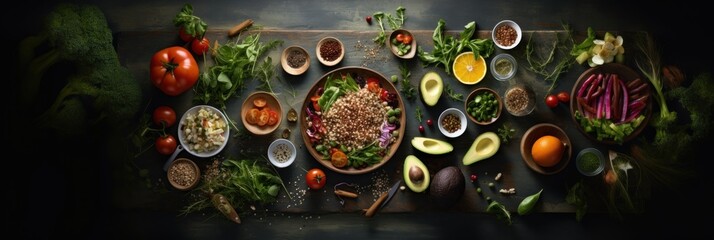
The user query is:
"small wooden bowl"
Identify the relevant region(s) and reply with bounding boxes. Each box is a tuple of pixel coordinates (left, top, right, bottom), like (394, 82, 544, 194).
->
(167, 158, 200, 191)
(316, 37, 344, 66)
(241, 91, 282, 135)
(464, 87, 502, 125)
(520, 123, 572, 175)
(389, 29, 417, 59)
(281, 45, 310, 75)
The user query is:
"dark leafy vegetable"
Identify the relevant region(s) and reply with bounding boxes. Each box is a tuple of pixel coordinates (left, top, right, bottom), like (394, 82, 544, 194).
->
(418, 19, 494, 75)
(497, 123, 516, 143)
(517, 189, 543, 215)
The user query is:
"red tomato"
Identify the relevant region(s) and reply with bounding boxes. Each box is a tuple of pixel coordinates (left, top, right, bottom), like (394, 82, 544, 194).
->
(150, 46, 199, 96)
(330, 149, 348, 168)
(557, 91, 570, 103)
(367, 81, 381, 93)
(178, 27, 194, 42)
(257, 109, 270, 126)
(402, 34, 413, 44)
(267, 109, 279, 126)
(395, 33, 405, 43)
(305, 168, 326, 190)
(155, 134, 177, 155)
(545, 94, 559, 108)
(191, 37, 210, 55)
(246, 108, 260, 125)
(152, 106, 176, 128)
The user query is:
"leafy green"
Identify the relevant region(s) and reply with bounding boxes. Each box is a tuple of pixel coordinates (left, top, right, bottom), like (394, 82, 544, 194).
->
(415, 106, 423, 123)
(486, 200, 512, 225)
(444, 83, 463, 102)
(373, 6, 407, 45)
(574, 111, 645, 144)
(173, 3, 207, 38)
(565, 180, 588, 222)
(372, 12, 387, 45)
(497, 123, 516, 143)
(517, 189, 543, 215)
(347, 141, 384, 168)
(418, 19, 494, 75)
(569, 27, 596, 58)
(194, 34, 282, 110)
(398, 62, 416, 99)
(635, 35, 677, 146)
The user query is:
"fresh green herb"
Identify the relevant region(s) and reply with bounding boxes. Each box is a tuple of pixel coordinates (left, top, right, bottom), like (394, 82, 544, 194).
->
(415, 106, 423, 123)
(372, 12, 386, 45)
(347, 141, 384, 168)
(194, 34, 282, 110)
(444, 83, 463, 102)
(525, 23, 578, 97)
(565, 180, 588, 221)
(399, 62, 416, 99)
(570, 27, 596, 64)
(635, 35, 677, 146)
(486, 200, 512, 225)
(418, 19, 494, 75)
(173, 3, 207, 38)
(497, 123, 516, 143)
(517, 189, 543, 215)
(395, 6, 406, 28)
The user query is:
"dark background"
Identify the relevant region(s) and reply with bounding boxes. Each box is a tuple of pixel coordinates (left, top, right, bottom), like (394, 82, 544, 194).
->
(7, 0, 712, 239)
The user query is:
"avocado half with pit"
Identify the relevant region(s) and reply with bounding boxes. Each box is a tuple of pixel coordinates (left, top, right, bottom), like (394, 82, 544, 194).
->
(411, 137, 453, 155)
(462, 132, 500, 165)
(420, 71, 443, 106)
(403, 155, 430, 193)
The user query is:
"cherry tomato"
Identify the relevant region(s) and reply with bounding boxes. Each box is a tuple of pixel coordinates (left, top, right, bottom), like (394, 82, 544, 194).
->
(306, 168, 326, 190)
(330, 149, 348, 168)
(426, 119, 433, 126)
(545, 94, 559, 108)
(402, 34, 413, 44)
(367, 81, 381, 93)
(310, 95, 321, 111)
(380, 89, 391, 102)
(418, 125, 425, 133)
(395, 33, 405, 43)
(152, 106, 176, 128)
(267, 109, 279, 126)
(150, 46, 199, 96)
(557, 91, 570, 103)
(155, 134, 177, 155)
(191, 37, 210, 55)
(365, 16, 372, 25)
(178, 27, 194, 42)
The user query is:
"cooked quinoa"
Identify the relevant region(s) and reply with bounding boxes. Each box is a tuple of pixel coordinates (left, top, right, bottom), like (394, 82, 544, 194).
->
(322, 88, 387, 150)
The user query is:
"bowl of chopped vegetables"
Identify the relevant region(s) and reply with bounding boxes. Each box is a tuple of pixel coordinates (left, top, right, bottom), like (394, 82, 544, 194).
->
(570, 63, 651, 145)
(388, 29, 416, 59)
(300, 67, 405, 175)
(465, 87, 502, 125)
(178, 105, 229, 158)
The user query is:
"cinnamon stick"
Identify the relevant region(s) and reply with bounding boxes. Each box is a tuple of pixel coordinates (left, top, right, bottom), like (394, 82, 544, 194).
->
(334, 189, 358, 198)
(228, 19, 254, 37)
(364, 192, 388, 217)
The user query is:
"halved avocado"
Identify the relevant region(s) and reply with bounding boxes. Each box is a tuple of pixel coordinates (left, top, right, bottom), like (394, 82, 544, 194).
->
(420, 71, 443, 106)
(462, 132, 500, 165)
(412, 137, 453, 155)
(403, 155, 430, 193)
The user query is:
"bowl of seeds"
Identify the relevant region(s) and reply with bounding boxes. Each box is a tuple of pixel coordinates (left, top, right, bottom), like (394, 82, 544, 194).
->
(268, 138, 296, 168)
(438, 108, 467, 138)
(316, 36, 344, 66)
(504, 83, 536, 117)
(281, 45, 310, 75)
(167, 158, 200, 191)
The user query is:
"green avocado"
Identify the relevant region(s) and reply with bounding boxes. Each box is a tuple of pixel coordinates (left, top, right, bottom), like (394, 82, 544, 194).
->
(462, 131, 500, 165)
(403, 155, 430, 193)
(420, 71, 443, 106)
(429, 166, 465, 208)
(411, 137, 453, 155)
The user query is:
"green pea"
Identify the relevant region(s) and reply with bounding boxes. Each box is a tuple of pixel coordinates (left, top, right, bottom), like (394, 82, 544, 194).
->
(391, 75, 398, 83)
(517, 189, 543, 215)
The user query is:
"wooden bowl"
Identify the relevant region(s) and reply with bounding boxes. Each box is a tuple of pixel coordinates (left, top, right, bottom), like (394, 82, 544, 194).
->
(281, 45, 310, 75)
(300, 67, 406, 175)
(520, 123, 572, 175)
(464, 87, 502, 125)
(315, 37, 344, 66)
(241, 91, 282, 135)
(167, 158, 200, 191)
(569, 63, 651, 145)
(388, 29, 417, 59)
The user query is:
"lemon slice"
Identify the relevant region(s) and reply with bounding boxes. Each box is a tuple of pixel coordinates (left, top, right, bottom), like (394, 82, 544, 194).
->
(453, 52, 487, 85)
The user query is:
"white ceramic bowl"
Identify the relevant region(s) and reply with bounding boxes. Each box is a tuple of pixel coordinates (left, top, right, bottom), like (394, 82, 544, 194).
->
(268, 138, 297, 168)
(178, 105, 229, 158)
(316, 37, 344, 66)
(492, 20, 522, 50)
(438, 108, 467, 138)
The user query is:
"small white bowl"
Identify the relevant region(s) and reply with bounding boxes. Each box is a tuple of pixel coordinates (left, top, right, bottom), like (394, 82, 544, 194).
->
(268, 138, 297, 168)
(438, 108, 467, 138)
(492, 20, 522, 50)
(178, 105, 229, 158)
(316, 37, 344, 66)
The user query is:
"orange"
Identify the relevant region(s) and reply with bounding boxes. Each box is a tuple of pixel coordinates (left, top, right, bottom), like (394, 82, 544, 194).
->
(453, 52, 487, 85)
(530, 135, 564, 167)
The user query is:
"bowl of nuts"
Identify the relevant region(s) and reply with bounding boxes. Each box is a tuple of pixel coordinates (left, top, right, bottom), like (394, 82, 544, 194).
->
(167, 158, 201, 191)
(465, 87, 502, 125)
(316, 36, 344, 66)
(438, 108, 467, 138)
(492, 20, 522, 50)
(268, 138, 296, 168)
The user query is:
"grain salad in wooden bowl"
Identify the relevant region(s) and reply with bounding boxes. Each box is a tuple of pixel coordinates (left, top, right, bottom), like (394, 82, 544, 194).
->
(300, 67, 405, 174)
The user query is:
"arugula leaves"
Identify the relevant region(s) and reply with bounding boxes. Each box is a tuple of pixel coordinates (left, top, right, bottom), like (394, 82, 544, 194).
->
(418, 19, 494, 75)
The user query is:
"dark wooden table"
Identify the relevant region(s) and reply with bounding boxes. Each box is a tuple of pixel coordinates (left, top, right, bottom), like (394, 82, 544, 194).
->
(9, 0, 711, 239)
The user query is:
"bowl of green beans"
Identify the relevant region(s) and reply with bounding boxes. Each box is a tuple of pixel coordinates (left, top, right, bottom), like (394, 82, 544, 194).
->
(465, 87, 502, 125)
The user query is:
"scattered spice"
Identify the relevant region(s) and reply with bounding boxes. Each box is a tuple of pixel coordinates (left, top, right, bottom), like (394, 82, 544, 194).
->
(441, 114, 461, 133)
(287, 49, 307, 68)
(505, 86, 530, 114)
(495, 24, 517, 47)
(320, 39, 342, 62)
